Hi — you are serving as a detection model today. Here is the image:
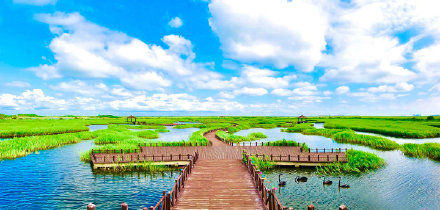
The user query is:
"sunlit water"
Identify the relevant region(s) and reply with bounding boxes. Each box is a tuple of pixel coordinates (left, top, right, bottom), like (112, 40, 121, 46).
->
(235, 127, 440, 209)
(0, 125, 201, 209)
(130, 126, 200, 142)
(88, 124, 108, 131)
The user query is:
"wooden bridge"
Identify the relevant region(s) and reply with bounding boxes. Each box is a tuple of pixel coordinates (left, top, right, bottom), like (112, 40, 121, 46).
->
(88, 130, 348, 209)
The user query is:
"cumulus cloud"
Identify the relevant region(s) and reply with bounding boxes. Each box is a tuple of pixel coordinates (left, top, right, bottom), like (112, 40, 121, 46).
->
(271, 82, 328, 103)
(168, 17, 183, 28)
(0, 89, 66, 110)
(233, 87, 268, 96)
(335, 86, 350, 95)
(31, 12, 219, 90)
(50, 80, 109, 96)
(209, 0, 328, 71)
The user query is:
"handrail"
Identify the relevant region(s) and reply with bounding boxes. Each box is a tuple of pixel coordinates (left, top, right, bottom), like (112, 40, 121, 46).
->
(147, 151, 199, 210)
(253, 153, 347, 163)
(90, 152, 194, 164)
(243, 151, 287, 210)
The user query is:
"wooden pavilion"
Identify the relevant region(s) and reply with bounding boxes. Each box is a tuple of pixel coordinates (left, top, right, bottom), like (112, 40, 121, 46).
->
(297, 115, 307, 124)
(126, 115, 137, 124)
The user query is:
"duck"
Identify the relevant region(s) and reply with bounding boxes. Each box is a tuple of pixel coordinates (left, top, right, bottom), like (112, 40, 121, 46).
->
(295, 176, 308, 182)
(322, 176, 332, 185)
(338, 177, 350, 188)
(278, 174, 286, 186)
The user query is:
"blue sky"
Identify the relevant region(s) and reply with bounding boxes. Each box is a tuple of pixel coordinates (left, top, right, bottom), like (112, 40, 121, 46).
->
(0, 0, 440, 116)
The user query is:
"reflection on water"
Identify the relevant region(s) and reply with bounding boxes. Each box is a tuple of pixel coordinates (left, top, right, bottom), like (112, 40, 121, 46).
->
(0, 141, 178, 209)
(87, 124, 108, 131)
(236, 127, 440, 209)
(131, 126, 199, 142)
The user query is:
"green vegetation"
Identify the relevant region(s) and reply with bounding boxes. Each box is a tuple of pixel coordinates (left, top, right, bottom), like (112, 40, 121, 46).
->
(0, 131, 97, 160)
(136, 130, 160, 139)
(263, 139, 309, 150)
(322, 118, 440, 138)
(215, 130, 267, 143)
(155, 129, 170, 133)
(174, 124, 207, 129)
(316, 150, 385, 175)
(401, 143, 440, 161)
(96, 162, 178, 172)
(250, 155, 275, 170)
(284, 125, 399, 150)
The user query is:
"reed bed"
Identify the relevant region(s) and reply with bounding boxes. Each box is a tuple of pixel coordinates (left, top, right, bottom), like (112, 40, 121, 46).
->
(316, 149, 385, 175)
(263, 139, 309, 150)
(323, 119, 440, 138)
(215, 131, 267, 143)
(400, 143, 440, 161)
(0, 131, 97, 160)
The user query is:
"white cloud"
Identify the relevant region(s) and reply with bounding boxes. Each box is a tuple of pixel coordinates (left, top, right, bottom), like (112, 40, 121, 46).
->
(50, 80, 109, 96)
(0, 89, 66, 110)
(335, 86, 350, 95)
(233, 87, 268, 96)
(13, 0, 56, 6)
(413, 42, 440, 84)
(271, 82, 328, 103)
(31, 12, 220, 90)
(209, 0, 328, 71)
(4, 81, 31, 88)
(368, 82, 414, 93)
(168, 17, 183, 28)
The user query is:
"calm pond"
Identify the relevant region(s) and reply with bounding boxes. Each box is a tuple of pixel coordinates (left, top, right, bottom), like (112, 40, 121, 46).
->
(130, 126, 200, 142)
(0, 126, 197, 209)
(235, 127, 440, 209)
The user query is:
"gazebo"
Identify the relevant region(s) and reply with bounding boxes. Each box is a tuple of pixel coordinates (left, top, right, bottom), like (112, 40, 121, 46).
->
(127, 115, 137, 124)
(297, 115, 307, 124)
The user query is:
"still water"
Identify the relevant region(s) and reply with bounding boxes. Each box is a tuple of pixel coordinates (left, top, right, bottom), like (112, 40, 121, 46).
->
(0, 126, 198, 209)
(235, 127, 440, 209)
(130, 126, 200, 142)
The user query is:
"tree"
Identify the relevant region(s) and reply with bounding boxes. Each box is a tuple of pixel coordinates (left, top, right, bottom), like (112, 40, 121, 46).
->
(427, 116, 435, 121)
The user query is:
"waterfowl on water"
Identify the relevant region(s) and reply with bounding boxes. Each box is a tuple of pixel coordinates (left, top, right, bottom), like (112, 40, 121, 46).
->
(278, 174, 286, 186)
(338, 177, 350, 188)
(322, 176, 332, 185)
(295, 176, 308, 182)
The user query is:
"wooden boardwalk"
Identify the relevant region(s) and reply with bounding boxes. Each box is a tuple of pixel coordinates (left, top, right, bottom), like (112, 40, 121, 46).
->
(89, 130, 348, 209)
(173, 159, 264, 209)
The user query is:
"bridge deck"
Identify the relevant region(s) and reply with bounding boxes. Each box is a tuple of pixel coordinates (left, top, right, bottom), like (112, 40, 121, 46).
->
(172, 159, 264, 210)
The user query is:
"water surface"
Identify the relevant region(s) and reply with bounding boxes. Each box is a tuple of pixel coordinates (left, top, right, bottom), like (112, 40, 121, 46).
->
(236, 127, 440, 209)
(0, 141, 178, 209)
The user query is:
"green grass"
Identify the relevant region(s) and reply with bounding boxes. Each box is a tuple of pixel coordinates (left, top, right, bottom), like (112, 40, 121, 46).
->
(136, 130, 160, 139)
(96, 161, 178, 172)
(283, 125, 399, 150)
(155, 129, 170, 133)
(249, 155, 275, 170)
(263, 139, 309, 150)
(0, 131, 97, 160)
(400, 143, 440, 161)
(215, 131, 267, 143)
(316, 150, 385, 175)
(322, 118, 440, 138)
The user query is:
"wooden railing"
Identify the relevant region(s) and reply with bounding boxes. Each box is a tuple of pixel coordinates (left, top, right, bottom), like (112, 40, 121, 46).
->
(243, 152, 288, 210)
(306, 148, 347, 153)
(90, 151, 194, 164)
(253, 153, 347, 163)
(148, 151, 199, 210)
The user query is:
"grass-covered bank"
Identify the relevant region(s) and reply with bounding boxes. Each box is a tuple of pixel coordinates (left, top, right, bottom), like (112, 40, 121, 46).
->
(283, 124, 399, 150)
(0, 132, 97, 160)
(322, 118, 440, 138)
(93, 161, 179, 173)
(316, 150, 385, 175)
(216, 130, 267, 143)
(401, 143, 440, 161)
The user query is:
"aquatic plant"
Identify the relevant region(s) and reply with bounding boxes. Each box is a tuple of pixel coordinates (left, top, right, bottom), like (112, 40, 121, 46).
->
(263, 139, 309, 150)
(250, 155, 275, 170)
(316, 150, 385, 175)
(215, 131, 267, 143)
(401, 143, 440, 161)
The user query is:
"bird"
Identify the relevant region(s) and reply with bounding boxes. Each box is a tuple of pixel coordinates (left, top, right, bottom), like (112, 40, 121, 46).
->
(338, 177, 350, 188)
(322, 176, 332, 185)
(278, 174, 286, 186)
(295, 176, 308, 182)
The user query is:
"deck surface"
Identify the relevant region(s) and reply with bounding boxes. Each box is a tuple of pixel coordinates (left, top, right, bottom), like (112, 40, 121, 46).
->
(172, 159, 264, 210)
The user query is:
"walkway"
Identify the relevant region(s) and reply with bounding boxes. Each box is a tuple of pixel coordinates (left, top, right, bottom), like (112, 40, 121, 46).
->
(173, 159, 264, 209)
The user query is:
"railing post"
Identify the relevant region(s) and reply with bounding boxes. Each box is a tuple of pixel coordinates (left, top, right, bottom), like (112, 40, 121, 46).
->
(270, 154, 273, 161)
(336, 155, 339, 162)
(87, 203, 96, 210)
(166, 193, 171, 210)
(121, 202, 128, 210)
(288, 154, 290, 161)
(308, 155, 310, 162)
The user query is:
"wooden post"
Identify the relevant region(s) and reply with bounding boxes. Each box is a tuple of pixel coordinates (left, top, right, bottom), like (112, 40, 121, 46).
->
(288, 154, 290, 161)
(87, 203, 96, 210)
(308, 155, 310, 162)
(336, 155, 339, 162)
(307, 204, 315, 210)
(166, 192, 171, 210)
(339, 204, 348, 210)
(270, 154, 273, 161)
(121, 202, 128, 210)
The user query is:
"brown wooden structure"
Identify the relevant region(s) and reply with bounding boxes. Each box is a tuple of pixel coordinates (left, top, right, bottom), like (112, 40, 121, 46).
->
(298, 115, 307, 124)
(88, 130, 348, 209)
(127, 115, 137, 124)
